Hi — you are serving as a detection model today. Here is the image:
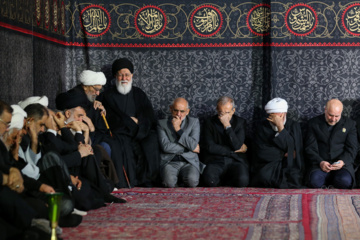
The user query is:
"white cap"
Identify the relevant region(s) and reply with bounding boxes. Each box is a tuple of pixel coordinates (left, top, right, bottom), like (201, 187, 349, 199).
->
(79, 70, 106, 86)
(265, 98, 288, 113)
(10, 105, 27, 129)
(18, 96, 49, 109)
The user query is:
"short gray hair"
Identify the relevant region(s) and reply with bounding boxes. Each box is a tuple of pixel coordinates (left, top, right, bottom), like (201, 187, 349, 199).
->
(216, 96, 236, 108)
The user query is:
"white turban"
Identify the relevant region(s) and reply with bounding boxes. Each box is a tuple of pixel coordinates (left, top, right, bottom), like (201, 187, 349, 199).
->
(265, 98, 288, 113)
(79, 70, 106, 86)
(18, 96, 49, 109)
(10, 105, 27, 129)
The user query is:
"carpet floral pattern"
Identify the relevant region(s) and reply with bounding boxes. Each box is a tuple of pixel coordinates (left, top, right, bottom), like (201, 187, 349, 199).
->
(61, 188, 360, 239)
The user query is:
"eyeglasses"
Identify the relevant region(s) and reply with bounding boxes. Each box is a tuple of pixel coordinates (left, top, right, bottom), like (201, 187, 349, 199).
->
(0, 118, 10, 128)
(172, 109, 187, 113)
(116, 73, 132, 79)
(91, 86, 103, 93)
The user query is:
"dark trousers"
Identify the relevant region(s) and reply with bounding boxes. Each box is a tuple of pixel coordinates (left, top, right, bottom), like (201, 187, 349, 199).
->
(0, 187, 37, 239)
(202, 157, 249, 187)
(309, 168, 353, 189)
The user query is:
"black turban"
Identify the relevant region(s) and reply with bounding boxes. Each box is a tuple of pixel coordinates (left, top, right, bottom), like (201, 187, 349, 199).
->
(55, 89, 89, 111)
(112, 58, 134, 76)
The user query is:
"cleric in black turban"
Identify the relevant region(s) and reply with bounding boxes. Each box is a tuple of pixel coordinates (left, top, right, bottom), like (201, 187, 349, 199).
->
(98, 57, 160, 188)
(55, 90, 89, 111)
(112, 58, 134, 77)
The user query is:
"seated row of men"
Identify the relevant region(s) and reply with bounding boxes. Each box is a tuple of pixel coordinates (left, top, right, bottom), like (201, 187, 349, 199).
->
(53, 57, 355, 191)
(1, 57, 359, 239)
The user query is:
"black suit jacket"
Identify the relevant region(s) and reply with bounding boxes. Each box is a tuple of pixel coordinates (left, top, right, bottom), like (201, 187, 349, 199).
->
(41, 128, 83, 168)
(305, 114, 358, 186)
(202, 114, 247, 164)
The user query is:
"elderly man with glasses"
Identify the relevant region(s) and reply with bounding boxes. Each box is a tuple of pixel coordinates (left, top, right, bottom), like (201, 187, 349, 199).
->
(55, 70, 111, 149)
(201, 96, 249, 187)
(157, 98, 204, 188)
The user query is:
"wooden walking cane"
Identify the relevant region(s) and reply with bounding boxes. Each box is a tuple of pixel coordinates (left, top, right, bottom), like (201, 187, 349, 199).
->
(101, 112, 131, 188)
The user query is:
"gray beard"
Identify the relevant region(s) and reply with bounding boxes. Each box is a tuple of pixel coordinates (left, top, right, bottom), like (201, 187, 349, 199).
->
(86, 93, 96, 103)
(64, 118, 76, 136)
(116, 81, 132, 95)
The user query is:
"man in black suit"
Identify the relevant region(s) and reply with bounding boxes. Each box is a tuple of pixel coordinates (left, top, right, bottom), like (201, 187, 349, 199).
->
(201, 96, 249, 187)
(305, 99, 358, 189)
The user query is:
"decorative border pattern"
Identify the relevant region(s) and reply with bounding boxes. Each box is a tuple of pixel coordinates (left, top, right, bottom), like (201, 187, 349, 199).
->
(45, 0, 50, 30)
(35, 0, 41, 27)
(342, 3, 360, 36)
(190, 4, 223, 38)
(285, 3, 318, 37)
(53, 0, 59, 32)
(80, 5, 111, 37)
(2, 1, 360, 47)
(61, 1, 65, 35)
(134, 5, 167, 38)
(246, 3, 271, 36)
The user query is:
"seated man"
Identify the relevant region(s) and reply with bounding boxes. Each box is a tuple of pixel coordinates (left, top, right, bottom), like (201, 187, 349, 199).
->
(55, 70, 109, 147)
(100, 58, 160, 187)
(306, 99, 357, 189)
(251, 98, 304, 188)
(201, 96, 249, 187)
(157, 98, 204, 188)
(18, 102, 84, 225)
(51, 96, 125, 204)
(0, 100, 59, 239)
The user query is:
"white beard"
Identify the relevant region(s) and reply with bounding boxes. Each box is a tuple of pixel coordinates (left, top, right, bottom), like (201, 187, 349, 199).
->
(116, 79, 132, 95)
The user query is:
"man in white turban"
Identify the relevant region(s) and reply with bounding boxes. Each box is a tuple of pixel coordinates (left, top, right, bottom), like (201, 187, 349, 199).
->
(251, 97, 304, 188)
(2, 105, 27, 163)
(18, 96, 48, 109)
(55, 70, 109, 147)
(79, 70, 106, 105)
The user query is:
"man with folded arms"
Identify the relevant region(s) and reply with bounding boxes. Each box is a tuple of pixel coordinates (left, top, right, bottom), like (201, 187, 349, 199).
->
(158, 98, 204, 187)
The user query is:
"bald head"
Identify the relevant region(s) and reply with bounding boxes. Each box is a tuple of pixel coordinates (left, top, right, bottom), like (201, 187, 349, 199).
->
(324, 99, 343, 126)
(170, 98, 190, 121)
(173, 98, 188, 108)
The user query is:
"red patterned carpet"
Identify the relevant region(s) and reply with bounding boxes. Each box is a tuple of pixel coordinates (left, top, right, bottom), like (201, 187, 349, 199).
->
(60, 188, 360, 240)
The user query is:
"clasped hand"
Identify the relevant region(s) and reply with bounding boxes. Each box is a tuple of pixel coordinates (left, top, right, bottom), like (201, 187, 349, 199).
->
(320, 160, 344, 173)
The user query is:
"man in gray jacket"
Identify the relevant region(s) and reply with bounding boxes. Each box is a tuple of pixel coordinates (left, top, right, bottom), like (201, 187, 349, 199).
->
(157, 98, 205, 187)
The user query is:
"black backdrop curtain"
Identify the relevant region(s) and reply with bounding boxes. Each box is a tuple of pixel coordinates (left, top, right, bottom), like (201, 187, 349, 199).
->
(1, 0, 360, 134)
